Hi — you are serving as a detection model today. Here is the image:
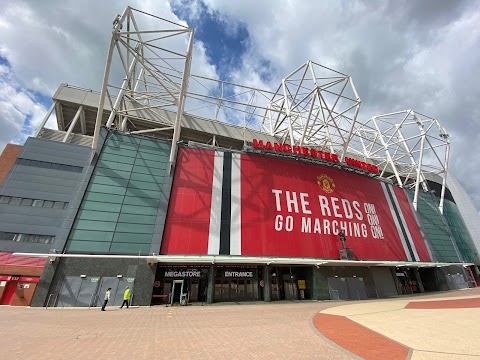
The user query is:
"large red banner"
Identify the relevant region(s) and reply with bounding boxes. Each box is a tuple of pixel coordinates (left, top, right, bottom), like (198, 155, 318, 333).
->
(161, 148, 430, 262)
(241, 154, 414, 260)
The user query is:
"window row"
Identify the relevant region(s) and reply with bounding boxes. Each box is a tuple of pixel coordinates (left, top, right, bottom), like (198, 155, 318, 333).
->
(16, 158, 83, 173)
(0, 231, 55, 244)
(0, 196, 68, 209)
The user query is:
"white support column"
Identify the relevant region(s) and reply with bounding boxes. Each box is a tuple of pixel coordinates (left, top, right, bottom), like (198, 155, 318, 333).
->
(373, 117, 403, 187)
(79, 106, 86, 135)
(412, 132, 426, 211)
(92, 7, 130, 154)
(439, 140, 450, 214)
(62, 106, 83, 142)
(282, 79, 296, 148)
(105, 53, 140, 128)
(168, 29, 194, 175)
(34, 101, 56, 137)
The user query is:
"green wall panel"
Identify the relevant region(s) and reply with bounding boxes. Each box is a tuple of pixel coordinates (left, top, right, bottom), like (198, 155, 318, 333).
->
(69, 230, 114, 242)
(77, 210, 120, 222)
(109, 243, 151, 254)
(67, 241, 111, 252)
(443, 199, 478, 263)
(83, 192, 125, 204)
(118, 213, 156, 225)
(66, 131, 171, 254)
(80, 201, 122, 213)
(408, 190, 461, 262)
(113, 233, 153, 243)
(74, 220, 117, 232)
(120, 205, 158, 216)
(115, 223, 155, 234)
(90, 175, 130, 187)
(100, 153, 136, 165)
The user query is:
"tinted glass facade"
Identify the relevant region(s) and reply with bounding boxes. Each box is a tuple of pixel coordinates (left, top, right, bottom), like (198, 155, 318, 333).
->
(66, 132, 171, 254)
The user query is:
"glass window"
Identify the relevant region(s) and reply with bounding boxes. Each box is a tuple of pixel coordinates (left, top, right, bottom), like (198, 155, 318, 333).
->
(19, 159, 30, 165)
(51, 163, 62, 170)
(10, 197, 21, 205)
(32, 199, 44, 207)
(40, 161, 51, 169)
(53, 201, 65, 209)
(21, 198, 34, 206)
(30, 160, 41, 167)
(63, 202, 69, 209)
(28, 235, 40, 243)
(13, 233, 25, 242)
(4, 233, 15, 241)
(0, 196, 11, 204)
(0, 231, 5, 240)
(43, 201, 54, 208)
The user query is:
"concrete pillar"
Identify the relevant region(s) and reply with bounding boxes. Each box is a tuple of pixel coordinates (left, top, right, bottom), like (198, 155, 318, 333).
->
(413, 268, 425, 293)
(206, 265, 215, 304)
(263, 265, 271, 302)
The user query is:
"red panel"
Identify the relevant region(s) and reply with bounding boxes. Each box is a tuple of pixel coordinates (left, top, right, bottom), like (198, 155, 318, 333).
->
(161, 148, 215, 254)
(0, 252, 46, 267)
(392, 187, 431, 261)
(241, 154, 408, 260)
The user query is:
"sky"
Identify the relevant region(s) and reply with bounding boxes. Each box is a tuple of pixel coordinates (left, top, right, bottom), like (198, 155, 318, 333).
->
(0, 0, 479, 210)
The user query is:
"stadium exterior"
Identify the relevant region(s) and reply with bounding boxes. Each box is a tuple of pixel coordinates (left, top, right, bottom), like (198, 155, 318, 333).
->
(0, 8, 479, 307)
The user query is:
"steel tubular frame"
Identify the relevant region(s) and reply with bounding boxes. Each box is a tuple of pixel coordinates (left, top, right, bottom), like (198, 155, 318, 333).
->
(85, 7, 450, 214)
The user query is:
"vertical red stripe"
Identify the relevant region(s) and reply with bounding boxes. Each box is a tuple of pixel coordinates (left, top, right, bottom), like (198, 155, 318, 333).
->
(161, 148, 215, 255)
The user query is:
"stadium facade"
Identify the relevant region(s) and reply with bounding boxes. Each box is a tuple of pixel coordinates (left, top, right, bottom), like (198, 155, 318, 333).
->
(0, 8, 479, 307)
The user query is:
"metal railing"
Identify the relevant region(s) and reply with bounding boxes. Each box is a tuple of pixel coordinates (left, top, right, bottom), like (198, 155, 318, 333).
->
(46, 294, 57, 309)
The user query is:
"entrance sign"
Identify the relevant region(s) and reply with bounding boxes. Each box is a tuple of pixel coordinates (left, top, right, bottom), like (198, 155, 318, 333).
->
(224, 271, 253, 278)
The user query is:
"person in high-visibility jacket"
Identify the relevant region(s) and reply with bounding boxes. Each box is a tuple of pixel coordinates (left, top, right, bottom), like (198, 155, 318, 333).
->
(120, 286, 131, 309)
(101, 288, 111, 311)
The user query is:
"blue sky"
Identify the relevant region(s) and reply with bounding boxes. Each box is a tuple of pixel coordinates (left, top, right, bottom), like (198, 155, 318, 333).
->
(0, 0, 479, 218)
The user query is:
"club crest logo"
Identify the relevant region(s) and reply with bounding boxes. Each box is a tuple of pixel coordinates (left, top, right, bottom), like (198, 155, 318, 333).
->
(317, 174, 335, 193)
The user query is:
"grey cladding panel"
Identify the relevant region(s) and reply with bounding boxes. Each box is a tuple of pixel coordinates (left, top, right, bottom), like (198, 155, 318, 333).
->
(12, 166, 82, 181)
(0, 212, 64, 227)
(9, 172, 78, 188)
(6, 179, 77, 196)
(20, 138, 91, 167)
(0, 240, 52, 254)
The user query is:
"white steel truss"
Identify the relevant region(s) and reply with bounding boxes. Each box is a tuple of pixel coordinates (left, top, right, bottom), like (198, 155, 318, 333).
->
(352, 110, 450, 213)
(260, 61, 361, 161)
(92, 7, 194, 173)
(87, 8, 450, 214)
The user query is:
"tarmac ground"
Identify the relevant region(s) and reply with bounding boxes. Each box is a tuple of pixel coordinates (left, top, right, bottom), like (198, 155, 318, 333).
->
(1, 287, 479, 360)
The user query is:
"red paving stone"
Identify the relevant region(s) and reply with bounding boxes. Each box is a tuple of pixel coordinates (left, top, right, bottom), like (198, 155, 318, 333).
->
(312, 313, 411, 360)
(404, 296, 480, 309)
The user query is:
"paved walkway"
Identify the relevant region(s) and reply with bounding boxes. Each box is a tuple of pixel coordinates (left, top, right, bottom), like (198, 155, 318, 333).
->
(0, 288, 479, 359)
(314, 287, 480, 359)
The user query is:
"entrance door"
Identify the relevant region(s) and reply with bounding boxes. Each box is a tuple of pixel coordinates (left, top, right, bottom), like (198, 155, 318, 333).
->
(190, 280, 199, 302)
(96, 277, 120, 307)
(75, 277, 100, 307)
(171, 280, 184, 305)
(346, 277, 368, 300)
(58, 277, 83, 307)
(284, 280, 298, 300)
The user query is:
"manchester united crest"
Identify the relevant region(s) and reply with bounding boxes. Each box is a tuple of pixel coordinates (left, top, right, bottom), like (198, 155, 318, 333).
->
(317, 174, 335, 193)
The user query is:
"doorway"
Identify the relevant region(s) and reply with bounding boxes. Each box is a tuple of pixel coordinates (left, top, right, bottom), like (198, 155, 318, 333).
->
(171, 280, 184, 305)
(284, 280, 298, 300)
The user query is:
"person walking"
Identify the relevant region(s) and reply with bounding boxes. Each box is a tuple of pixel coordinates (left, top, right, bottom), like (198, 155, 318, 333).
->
(101, 288, 111, 311)
(120, 286, 131, 309)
